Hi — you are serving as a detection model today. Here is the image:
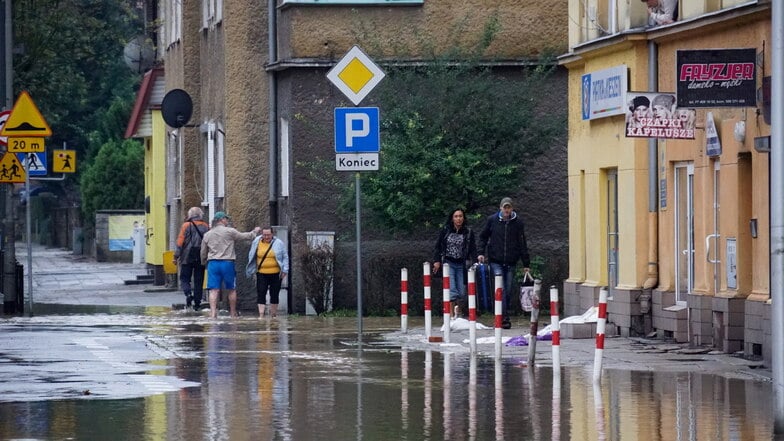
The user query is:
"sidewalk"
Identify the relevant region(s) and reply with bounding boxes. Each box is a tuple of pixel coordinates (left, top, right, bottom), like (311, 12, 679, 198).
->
(15, 242, 182, 308)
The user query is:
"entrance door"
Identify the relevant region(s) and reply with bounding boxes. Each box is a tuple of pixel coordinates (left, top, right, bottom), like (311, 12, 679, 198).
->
(607, 169, 618, 296)
(706, 161, 720, 294)
(674, 162, 694, 304)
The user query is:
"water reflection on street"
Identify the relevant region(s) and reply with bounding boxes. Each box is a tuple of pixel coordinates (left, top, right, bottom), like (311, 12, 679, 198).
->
(0, 315, 773, 440)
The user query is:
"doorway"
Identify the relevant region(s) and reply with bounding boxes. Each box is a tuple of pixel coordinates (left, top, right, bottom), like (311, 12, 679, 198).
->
(674, 162, 694, 304)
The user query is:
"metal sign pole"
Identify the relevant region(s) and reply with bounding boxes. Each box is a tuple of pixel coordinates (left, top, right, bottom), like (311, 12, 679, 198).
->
(24, 155, 32, 316)
(356, 172, 362, 340)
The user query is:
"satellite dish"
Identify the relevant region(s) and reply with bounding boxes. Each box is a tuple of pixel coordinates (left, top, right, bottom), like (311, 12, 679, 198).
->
(123, 35, 155, 73)
(161, 89, 193, 128)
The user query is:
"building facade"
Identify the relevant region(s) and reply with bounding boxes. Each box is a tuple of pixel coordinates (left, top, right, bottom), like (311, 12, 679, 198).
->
(561, 0, 773, 362)
(132, 0, 569, 313)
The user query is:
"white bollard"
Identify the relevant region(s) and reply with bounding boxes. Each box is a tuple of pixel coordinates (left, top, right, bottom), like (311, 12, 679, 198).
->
(442, 263, 451, 343)
(468, 267, 477, 354)
(400, 268, 408, 333)
(593, 287, 608, 383)
(423, 262, 432, 339)
(550, 285, 561, 375)
(494, 275, 503, 359)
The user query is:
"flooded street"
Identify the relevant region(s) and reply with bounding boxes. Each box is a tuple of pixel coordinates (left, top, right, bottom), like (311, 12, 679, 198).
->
(0, 313, 774, 440)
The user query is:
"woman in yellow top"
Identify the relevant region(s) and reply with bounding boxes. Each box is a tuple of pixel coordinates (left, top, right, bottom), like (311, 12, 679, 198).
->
(245, 227, 290, 317)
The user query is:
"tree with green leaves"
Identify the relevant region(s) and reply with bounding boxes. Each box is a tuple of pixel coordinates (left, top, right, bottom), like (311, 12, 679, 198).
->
(361, 61, 564, 232)
(11, 0, 146, 224)
(79, 138, 144, 226)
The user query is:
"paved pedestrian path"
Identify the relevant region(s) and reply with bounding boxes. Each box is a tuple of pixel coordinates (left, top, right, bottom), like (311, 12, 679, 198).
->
(16, 242, 181, 307)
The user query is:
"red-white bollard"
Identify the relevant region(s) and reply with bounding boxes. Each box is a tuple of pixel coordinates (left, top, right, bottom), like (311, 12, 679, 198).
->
(400, 268, 408, 333)
(423, 262, 432, 339)
(550, 285, 561, 375)
(468, 266, 477, 354)
(594, 287, 608, 383)
(494, 275, 503, 359)
(442, 263, 451, 343)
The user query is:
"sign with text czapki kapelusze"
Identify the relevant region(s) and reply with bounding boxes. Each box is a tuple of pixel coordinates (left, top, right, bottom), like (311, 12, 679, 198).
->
(676, 49, 756, 108)
(625, 92, 696, 139)
(581, 65, 627, 120)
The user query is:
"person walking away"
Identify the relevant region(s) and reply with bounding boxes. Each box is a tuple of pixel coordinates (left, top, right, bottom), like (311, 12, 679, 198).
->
(174, 207, 210, 310)
(432, 208, 476, 317)
(245, 227, 289, 318)
(200, 211, 261, 318)
(477, 197, 531, 329)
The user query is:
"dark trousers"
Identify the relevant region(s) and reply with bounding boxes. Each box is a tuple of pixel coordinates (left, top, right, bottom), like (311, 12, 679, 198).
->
(180, 263, 206, 304)
(256, 273, 282, 305)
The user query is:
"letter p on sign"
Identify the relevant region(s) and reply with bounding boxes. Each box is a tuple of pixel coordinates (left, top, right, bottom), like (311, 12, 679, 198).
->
(334, 107, 380, 153)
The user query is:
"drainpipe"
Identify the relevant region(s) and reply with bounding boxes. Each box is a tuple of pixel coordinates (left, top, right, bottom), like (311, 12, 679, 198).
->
(641, 39, 658, 311)
(268, 0, 279, 225)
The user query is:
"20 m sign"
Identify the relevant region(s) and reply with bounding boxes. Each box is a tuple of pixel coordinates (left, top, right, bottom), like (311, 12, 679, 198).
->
(8, 137, 45, 153)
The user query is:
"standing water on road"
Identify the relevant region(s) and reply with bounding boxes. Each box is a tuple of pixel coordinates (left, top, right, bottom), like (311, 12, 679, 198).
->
(0, 314, 773, 440)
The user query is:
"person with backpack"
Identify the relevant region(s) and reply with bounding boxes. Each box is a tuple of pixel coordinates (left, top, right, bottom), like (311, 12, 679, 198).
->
(477, 197, 531, 329)
(432, 208, 477, 318)
(174, 207, 210, 310)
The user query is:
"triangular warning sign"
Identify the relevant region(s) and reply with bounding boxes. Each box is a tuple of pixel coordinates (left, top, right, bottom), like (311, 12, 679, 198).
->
(0, 152, 26, 183)
(0, 91, 52, 137)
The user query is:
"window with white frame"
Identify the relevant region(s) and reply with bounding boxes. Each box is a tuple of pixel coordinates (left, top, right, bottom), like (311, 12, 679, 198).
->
(202, 0, 223, 29)
(280, 118, 290, 197)
(216, 124, 225, 198)
(166, 0, 182, 46)
(202, 121, 225, 216)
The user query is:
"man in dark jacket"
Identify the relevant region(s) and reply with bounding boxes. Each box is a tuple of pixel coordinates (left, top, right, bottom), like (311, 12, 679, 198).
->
(477, 197, 530, 328)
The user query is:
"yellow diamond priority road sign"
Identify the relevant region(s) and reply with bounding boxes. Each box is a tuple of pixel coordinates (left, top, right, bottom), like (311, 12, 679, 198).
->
(327, 46, 385, 106)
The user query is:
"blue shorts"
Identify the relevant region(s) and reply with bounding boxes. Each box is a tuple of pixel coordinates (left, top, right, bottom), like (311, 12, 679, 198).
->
(206, 260, 236, 290)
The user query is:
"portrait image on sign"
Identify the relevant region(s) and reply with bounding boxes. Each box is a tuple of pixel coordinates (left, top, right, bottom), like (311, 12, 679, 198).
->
(625, 92, 695, 139)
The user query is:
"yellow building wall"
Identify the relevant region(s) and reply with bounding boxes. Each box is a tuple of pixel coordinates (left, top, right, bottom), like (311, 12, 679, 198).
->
(145, 109, 167, 266)
(654, 16, 771, 299)
(566, 43, 651, 290)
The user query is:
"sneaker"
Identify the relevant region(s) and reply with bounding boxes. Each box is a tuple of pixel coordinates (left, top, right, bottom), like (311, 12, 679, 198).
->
(185, 295, 193, 308)
(502, 317, 511, 329)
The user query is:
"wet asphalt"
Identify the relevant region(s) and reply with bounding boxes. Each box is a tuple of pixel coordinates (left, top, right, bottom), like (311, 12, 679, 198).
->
(13, 242, 773, 384)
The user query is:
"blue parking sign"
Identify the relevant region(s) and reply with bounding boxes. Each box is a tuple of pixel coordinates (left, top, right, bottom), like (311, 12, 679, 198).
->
(334, 107, 380, 153)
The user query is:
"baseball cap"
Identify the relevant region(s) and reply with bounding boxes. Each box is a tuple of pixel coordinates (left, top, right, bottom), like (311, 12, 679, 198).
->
(500, 197, 513, 208)
(214, 211, 230, 221)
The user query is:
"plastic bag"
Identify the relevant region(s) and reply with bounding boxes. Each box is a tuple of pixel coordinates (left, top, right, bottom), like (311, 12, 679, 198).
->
(520, 286, 535, 312)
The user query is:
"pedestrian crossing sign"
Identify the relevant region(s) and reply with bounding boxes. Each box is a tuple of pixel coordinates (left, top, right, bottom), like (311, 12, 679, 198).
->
(0, 152, 25, 183)
(53, 150, 76, 173)
(17, 152, 47, 176)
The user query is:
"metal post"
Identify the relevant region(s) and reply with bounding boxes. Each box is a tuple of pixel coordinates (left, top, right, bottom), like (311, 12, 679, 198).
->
(355, 173, 362, 339)
(771, 0, 784, 433)
(24, 158, 32, 316)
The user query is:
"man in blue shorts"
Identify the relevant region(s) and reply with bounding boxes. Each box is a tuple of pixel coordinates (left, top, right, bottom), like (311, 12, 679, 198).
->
(201, 211, 261, 318)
